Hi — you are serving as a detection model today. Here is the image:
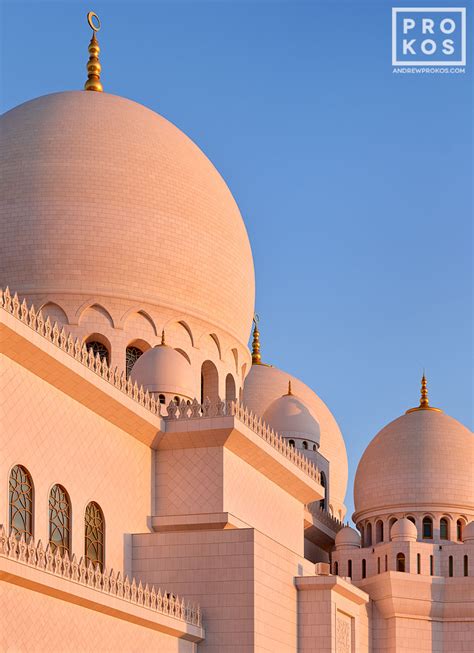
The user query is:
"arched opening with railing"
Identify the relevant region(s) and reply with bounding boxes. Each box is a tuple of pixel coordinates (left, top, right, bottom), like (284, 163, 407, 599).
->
(201, 360, 219, 403)
(225, 373, 236, 402)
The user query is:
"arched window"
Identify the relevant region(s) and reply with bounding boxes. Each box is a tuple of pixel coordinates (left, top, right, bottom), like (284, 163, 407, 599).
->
(302, 441, 308, 450)
(430, 555, 434, 575)
(385, 555, 388, 571)
(225, 374, 236, 402)
(440, 518, 449, 540)
(312, 444, 317, 452)
(49, 485, 71, 555)
(407, 516, 416, 525)
(377, 557, 381, 574)
(376, 520, 384, 543)
(85, 502, 105, 570)
(464, 555, 469, 577)
(423, 516, 433, 539)
(333, 561, 339, 575)
(448, 555, 454, 577)
(158, 394, 166, 404)
(85, 338, 109, 364)
(396, 552, 406, 572)
(366, 522, 372, 547)
(288, 439, 295, 447)
(457, 519, 464, 541)
(174, 396, 180, 405)
(389, 517, 397, 540)
(319, 471, 327, 510)
(201, 360, 219, 403)
(417, 553, 421, 574)
(362, 559, 367, 579)
(348, 559, 352, 579)
(125, 345, 144, 378)
(9, 465, 34, 539)
(359, 524, 364, 545)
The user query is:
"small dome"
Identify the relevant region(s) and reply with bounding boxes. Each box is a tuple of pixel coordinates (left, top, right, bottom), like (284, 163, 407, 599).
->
(354, 409, 473, 521)
(391, 518, 417, 542)
(243, 363, 348, 519)
(463, 521, 474, 543)
(130, 343, 194, 399)
(262, 386, 320, 445)
(335, 526, 361, 550)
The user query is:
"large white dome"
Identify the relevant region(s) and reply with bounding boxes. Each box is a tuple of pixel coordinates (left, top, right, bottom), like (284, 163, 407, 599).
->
(0, 91, 255, 347)
(354, 409, 474, 521)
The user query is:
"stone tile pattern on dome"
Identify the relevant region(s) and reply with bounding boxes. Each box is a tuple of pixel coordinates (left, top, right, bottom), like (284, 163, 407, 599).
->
(353, 409, 474, 522)
(0, 91, 255, 347)
(0, 525, 202, 627)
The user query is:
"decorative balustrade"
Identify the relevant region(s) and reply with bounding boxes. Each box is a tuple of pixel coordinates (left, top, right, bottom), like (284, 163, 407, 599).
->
(166, 397, 322, 485)
(0, 525, 202, 627)
(0, 287, 163, 415)
(307, 503, 344, 531)
(0, 287, 321, 485)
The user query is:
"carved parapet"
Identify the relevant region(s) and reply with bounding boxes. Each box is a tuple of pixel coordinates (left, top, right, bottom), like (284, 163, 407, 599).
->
(307, 503, 344, 531)
(0, 287, 162, 419)
(162, 394, 321, 485)
(0, 526, 202, 627)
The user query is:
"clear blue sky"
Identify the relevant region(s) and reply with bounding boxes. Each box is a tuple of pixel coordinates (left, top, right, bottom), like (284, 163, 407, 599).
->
(1, 0, 472, 520)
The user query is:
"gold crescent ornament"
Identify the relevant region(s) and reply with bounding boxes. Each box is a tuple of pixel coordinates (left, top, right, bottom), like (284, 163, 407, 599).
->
(87, 11, 101, 32)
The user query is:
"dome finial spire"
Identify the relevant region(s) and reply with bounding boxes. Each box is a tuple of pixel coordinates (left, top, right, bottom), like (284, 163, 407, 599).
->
(406, 371, 442, 414)
(251, 314, 261, 365)
(161, 330, 166, 346)
(287, 380, 292, 395)
(420, 371, 429, 408)
(84, 12, 103, 92)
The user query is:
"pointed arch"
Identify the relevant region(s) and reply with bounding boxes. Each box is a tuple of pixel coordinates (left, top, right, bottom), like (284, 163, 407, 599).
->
(210, 334, 222, 359)
(9, 464, 34, 539)
(85, 501, 105, 570)
(231, 348, 239, 373)
(225, 373, 236, 401)
(175, 348, 191, 364)
(122, 308, 157, 336)
(84, 333, 111, 364)
(178, 320, 194, 347)
(201, 360, 219, 402)
(77, 302, 114, 328)
(38, 302, 69, 326)
(49, 484, 71, 555)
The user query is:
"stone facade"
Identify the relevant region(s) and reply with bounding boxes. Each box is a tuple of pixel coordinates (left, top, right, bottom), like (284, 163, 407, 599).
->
(1, 60, 472, 650)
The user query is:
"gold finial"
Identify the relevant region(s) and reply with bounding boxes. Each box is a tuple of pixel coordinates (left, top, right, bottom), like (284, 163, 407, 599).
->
(406, 372, 442, 414)
(161, 330, 166, 346)
(286, 380, 293, 396)
(251, 314, 261, 365)
(84, 12, 103, 92)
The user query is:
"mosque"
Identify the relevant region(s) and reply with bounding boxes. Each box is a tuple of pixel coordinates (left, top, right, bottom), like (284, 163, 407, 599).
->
(0, 13, 473, 653)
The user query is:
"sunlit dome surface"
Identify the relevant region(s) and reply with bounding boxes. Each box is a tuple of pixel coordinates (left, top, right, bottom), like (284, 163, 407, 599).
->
(0, 91, 255, 346)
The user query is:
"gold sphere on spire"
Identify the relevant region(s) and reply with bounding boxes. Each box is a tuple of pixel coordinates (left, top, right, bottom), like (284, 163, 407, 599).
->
(84, 11, 103, 92)
(406, 373, 442, 414)
(251, 314, 261, 365)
